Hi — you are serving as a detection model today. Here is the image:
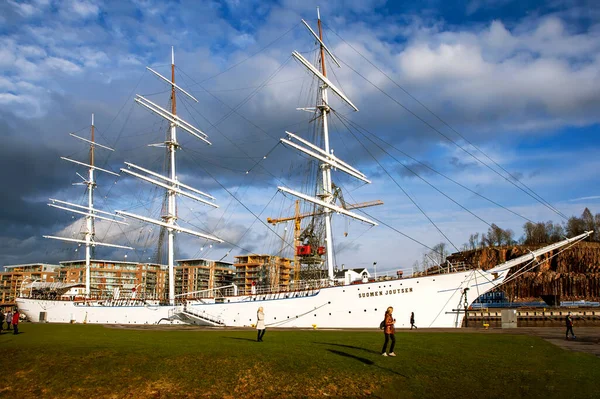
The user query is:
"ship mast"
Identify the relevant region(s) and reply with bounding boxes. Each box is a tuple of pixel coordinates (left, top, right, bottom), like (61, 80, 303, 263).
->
(118, 48, 223, 305)
(167, 47, 178, 305)
(45, 115, 132, 298)
(316, 7, 336, 281)
(85, 113, 95, 296)
(278, 9, 377, 282)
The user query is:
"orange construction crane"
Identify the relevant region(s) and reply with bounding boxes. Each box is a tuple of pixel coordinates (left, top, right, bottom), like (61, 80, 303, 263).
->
(267, 200, 383, 225)
(267, 198, 383, 284)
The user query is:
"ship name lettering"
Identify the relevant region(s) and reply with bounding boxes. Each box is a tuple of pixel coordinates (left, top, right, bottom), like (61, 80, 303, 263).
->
(358, 287, 414, 299)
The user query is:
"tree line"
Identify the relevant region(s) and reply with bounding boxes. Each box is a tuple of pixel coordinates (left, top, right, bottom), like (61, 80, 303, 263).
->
(469, 207, 599, 249)
(414, 207, 600, 271)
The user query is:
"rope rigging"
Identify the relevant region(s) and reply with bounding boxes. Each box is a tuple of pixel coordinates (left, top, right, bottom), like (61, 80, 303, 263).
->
(324, 24, 568, 221)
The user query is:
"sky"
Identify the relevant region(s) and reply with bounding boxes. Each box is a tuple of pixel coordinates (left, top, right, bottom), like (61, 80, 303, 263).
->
(1, 0, 599, 275)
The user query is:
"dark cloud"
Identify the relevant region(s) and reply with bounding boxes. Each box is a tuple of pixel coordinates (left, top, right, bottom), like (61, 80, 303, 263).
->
(449, 156, 477, 171)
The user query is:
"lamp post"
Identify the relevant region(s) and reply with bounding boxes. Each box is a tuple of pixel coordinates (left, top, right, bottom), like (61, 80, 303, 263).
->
(373, 261, 377, 280)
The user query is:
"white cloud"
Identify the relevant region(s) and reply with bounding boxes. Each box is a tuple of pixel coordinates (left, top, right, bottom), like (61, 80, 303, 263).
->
(398, 42, 489, 82)
(44, 56, 83, 74)
(19, 45, 47, 58)
(60, 0, 100, 20)
(7, 0, 44, 17)
(0, 92, 44, 118)
(78, 47, 109, 68)
(569, 196, 600, 202)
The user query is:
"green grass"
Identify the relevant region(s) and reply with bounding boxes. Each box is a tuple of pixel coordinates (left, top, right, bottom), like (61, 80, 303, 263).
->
(0, 324, 598, 398)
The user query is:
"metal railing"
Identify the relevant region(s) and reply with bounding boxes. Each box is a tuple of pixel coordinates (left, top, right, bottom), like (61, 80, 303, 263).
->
(182, 306, 224, 325)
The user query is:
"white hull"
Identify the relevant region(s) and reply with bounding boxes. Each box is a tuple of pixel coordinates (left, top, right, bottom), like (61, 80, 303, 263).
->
(17, 269, 506, 328)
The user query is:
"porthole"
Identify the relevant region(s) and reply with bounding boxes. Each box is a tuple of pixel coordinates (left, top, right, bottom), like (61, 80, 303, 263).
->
(364, 309, 366, 312)
(348, 311, 351, 314)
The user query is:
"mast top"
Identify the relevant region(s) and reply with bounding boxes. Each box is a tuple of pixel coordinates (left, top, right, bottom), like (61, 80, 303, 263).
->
(317, 6, 320, 20)
(171, 46, 174, 65)
(91, 113, 94, 126)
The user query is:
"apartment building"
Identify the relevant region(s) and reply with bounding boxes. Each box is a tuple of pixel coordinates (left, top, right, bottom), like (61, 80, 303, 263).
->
(175, 258, 235, 298)
(233, 254, 292, 294)
(1, 263, 60, 307)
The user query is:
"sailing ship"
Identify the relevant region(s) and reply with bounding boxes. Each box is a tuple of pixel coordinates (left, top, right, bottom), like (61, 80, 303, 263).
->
(16, 11, 592, 328)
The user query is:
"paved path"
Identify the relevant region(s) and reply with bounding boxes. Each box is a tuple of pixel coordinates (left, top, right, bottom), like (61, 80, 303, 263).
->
(408, 326, 600, 357)
(494, 327, 600, 357)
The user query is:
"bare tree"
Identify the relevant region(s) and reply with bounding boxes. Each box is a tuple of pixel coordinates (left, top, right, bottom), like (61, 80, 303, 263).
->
(548, 222, 564, 243)
(582, 208, 594, 240)
(430, 242, 449, 266)
(486, 224, 504, 246)
(467, 233, 480, 250)
(566, 216, 585, 237)
(412, 260, 421, 273)
(523, 221, 552, 244)
(501, 228, 515, 245)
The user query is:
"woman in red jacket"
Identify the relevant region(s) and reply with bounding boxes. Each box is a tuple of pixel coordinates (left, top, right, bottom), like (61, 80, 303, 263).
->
(12, 309, 19, 335)
(381, 306, 396, 357)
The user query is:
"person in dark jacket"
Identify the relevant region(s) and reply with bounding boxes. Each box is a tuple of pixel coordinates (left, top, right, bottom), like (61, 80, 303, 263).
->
(6, 310, 12, 331)
(565, 312, 576, 339)
(381, 307, 396, 357)
(12, 309, 20, 335)
(410, 312, 417, 329)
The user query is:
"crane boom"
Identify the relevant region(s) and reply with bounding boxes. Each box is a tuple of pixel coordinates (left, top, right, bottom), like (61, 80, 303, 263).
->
(267, 200, 383, 225)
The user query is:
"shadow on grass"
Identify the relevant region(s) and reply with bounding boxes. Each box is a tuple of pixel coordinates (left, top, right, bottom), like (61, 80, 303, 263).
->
(325, 349, 407, 378)
(315, 342, 380, 354)
(223, 336, 257, 342)
(327, 349, 374, 365)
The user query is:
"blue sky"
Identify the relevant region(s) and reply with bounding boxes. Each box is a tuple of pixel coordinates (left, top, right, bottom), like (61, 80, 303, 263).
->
(1, 0, 599, 274)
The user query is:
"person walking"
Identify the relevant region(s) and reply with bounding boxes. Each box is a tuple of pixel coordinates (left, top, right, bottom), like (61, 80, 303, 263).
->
(565, 312, 576, 340)
(0, 310, 4, 334)
(5, 310, 12, 331)
(12, 309, 20, 335)
(410, 312, 417, 329)
(256, 307, 266, 342)
(381, 306, 396, 357)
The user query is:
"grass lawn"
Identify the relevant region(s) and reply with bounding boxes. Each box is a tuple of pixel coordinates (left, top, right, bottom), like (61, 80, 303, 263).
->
(0, 324, 598, 398)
